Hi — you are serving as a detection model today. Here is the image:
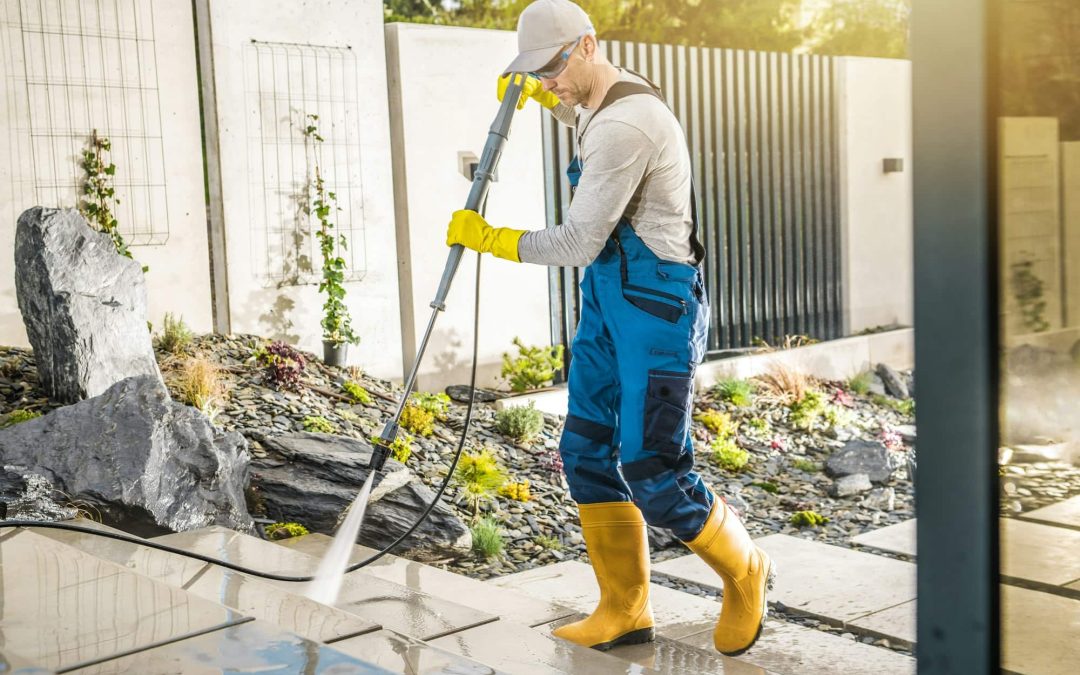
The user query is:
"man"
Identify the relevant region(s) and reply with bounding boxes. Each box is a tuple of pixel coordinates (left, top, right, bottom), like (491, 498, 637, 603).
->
(446, 0, 774, 657)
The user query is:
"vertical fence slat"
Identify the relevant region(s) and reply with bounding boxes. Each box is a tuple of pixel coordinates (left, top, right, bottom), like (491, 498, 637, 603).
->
(768, 52, 786, 345)
(746, 49, 763, 345)
(827, 58, 841, 338)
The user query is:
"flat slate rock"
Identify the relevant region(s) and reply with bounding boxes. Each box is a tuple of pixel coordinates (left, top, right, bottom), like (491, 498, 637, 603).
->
(825, 439, 897, 483)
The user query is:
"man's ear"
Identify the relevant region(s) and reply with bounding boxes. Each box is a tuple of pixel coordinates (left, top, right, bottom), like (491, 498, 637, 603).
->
(581, 34, 598, 62)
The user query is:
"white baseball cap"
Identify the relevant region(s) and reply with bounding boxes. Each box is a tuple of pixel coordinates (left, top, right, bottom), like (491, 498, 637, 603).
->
(502, 0, 595, 75)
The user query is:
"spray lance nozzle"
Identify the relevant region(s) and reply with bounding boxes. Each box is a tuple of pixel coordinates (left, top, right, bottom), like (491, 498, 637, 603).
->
(368, 420, 398, 473)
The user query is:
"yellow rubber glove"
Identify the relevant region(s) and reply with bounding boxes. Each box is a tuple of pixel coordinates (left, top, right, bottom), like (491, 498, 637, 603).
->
(497, 73, 560, 110)
(446, 209, 525, 263)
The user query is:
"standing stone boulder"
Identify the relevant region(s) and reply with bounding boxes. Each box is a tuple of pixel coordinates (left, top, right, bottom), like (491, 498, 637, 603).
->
(875, 363, 910, 400)
(826, 440, 898, 484)
(250, 432, 471, 554)
(14, 207, 161, 403)
(0, 375, 253, 533)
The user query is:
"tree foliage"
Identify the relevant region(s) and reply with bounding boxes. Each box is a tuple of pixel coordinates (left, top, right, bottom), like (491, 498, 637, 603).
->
(384, 0, 909, 58)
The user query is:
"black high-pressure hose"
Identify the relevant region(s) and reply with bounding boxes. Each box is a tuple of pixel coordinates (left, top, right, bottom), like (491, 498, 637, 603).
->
(0, 75, 528, 584)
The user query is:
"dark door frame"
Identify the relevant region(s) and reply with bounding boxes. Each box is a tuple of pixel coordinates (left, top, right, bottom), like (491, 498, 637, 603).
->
(912, 0, 1002, 672)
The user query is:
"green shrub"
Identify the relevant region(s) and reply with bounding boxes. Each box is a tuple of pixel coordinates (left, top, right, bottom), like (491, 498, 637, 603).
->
(694, 409, 739, 438)
(371, 433, 414, 464)
(751, 481, 779, 493)
(789, 390, 826, 430)
(342, 380, 372, 405)
(338, 409, 361, 423)
(534, 534, 563, 551)
(0, 409, 41, 429)
(790, 510, 829, 528)
(454, 448, 508, 516)
(498, 479, 531, 502)
(501, 337, 564, 392)
(747, 417, 771, 434)
(711, 437, 749, 472)
(470, 516, 505, 559)
(792, 458, 821, 473)
(847, 370, 873, 396)
(411, 392, 451, 421)
(495, 402, 545, 444)
(400, 404, 435, 437)
(264, 522, 309, 540)
(823, 405, 854, 431)
(154, 313, 193, 354)
(713, 377, 755, 407)
(303, 416, 335, 433)
(871, 393, 916, 418)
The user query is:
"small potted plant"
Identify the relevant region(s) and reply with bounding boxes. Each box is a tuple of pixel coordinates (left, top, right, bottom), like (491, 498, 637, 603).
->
(304, 114, 359, 366)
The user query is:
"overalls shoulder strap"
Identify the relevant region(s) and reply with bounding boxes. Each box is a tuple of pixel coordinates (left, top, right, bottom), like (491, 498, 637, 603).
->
(577, 70, 707, 265)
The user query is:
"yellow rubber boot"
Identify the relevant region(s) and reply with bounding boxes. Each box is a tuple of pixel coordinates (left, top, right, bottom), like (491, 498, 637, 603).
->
(686, 495, 776, 656)
(552, 502, 655, 650)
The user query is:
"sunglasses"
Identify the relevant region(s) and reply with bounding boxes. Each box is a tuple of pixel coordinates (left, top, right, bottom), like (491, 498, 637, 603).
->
(530, 34, 585, 80)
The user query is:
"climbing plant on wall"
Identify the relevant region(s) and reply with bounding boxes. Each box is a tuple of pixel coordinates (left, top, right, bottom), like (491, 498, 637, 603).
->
(79, 130, 146, 272)
(303, 114, 359, 348)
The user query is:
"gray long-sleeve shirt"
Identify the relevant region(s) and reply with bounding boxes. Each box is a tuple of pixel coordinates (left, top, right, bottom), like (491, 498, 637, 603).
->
(517, 70, 695, 267)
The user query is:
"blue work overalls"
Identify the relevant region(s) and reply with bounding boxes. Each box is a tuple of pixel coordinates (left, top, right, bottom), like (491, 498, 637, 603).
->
(557, 81, 714, 541)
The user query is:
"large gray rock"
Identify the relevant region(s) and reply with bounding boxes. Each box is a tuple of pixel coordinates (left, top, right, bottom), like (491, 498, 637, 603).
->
(875, 363, 910, 400)
(251, 432, 471, 554)
(14, 207, 161, 403)
(825, 440, 897, 484)
(0, 375, 252, 533)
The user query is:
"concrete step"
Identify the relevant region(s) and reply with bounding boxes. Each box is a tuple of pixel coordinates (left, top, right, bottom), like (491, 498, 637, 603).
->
(331, 628, 506, 674)
(853, 517, 1080, 591)
(63, 618, 396, 674)
(1001, 518, 1080, 588)
(1002, 584, 1080, 675)
(654, 534, 917, 646)
(1021, 494, 1080, 529)
(0, 527, 247, 672)
(33, 523, 380, 643)
(150, 526, 499, 642)
(851, 518, 917, 557)
(23, 523, 506, 674)
(0, 644, 53, 675)
(275, 532, 574, 627)
(678, 620, 915, 675)
(427, 616, 663, 675)
(544, 613, 773, 674)
(493, 560, 717, 639)
(496, 559, 905, 674)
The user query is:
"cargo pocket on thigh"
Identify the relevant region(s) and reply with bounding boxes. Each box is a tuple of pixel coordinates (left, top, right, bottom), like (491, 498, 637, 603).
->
(642, 369, 694, 451)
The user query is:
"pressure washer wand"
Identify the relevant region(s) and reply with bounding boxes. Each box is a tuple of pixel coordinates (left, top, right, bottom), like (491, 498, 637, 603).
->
(369, 75, 527, 473)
